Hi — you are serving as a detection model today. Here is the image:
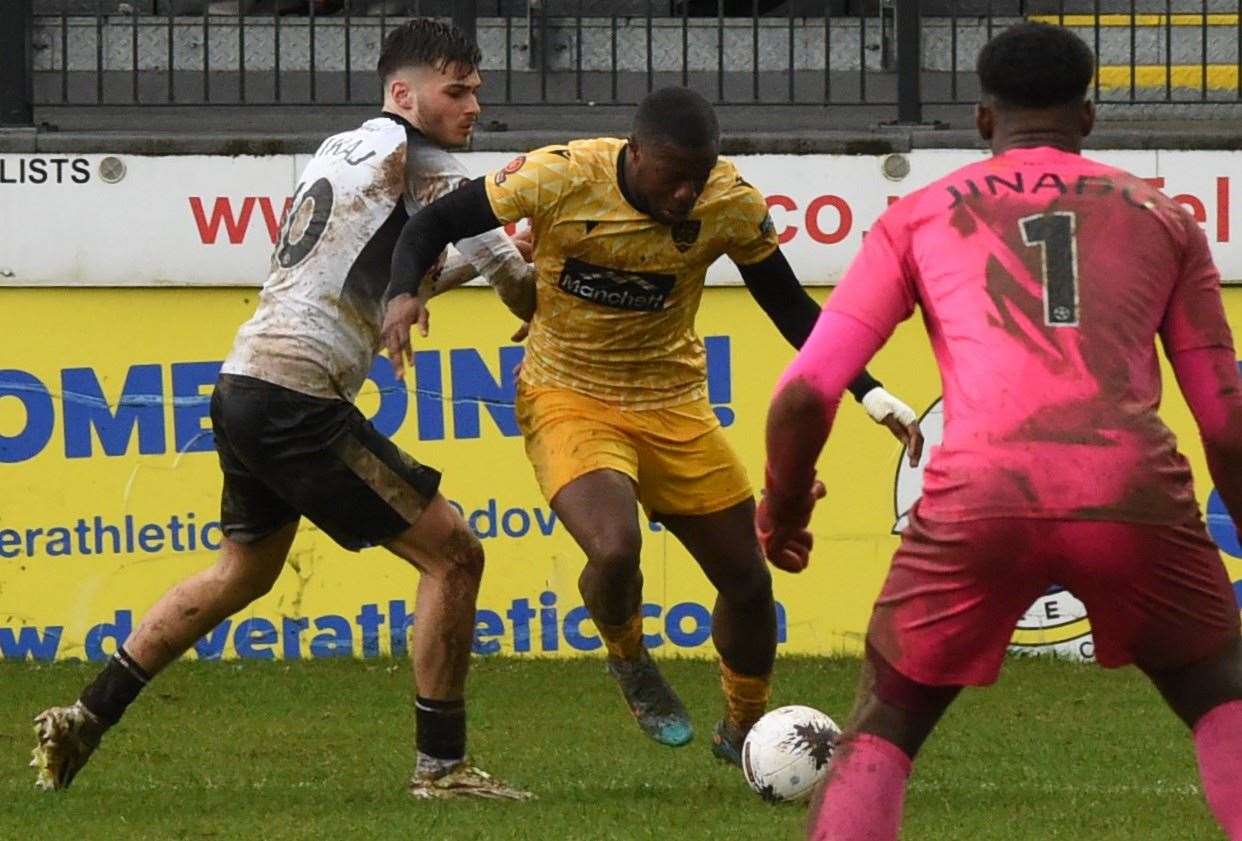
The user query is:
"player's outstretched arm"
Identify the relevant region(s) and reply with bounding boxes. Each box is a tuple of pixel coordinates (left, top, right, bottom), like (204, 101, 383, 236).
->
(388, 178, 507, 302)
(421, 253, 483, 298)
(738, 249, 923, 464)
(1162, 215, 1242, 531)
(391, 177, 536, 320)
(1171, 346, 1242, 527)
(454, 230, 537, 322)
(760, 310, 886, 571)
(418, 238, 536, 321)
(382, 179, 510, 376)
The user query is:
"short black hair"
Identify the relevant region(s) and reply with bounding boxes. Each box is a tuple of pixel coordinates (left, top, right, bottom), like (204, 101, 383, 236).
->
(377, 19, 481, 83)
(633, 87, 720, 150)
(977, 23, 1094, 108)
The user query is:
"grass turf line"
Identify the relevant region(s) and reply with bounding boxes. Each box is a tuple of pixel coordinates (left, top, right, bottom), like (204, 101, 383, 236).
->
(0, 656, 1222, 840)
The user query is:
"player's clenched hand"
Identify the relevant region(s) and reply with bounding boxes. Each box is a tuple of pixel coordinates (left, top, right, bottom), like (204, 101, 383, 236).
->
(512, 226, 536, 262)
(756, 480, 826, 573)
(862, 387, 925, 467)
(381, 293, 429, 380)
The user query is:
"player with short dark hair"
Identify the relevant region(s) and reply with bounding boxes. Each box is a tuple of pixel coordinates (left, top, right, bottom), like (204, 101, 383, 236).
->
(379, 86, 924, 766)
(30, 19, 534, 801)
(976, 19, 1095, 109)
(375, 16, 482, 83)
(633, 85, 721, 151)
(758, 23, 1242, 839)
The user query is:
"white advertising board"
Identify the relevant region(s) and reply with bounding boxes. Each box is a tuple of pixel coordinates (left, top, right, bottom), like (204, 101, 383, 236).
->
(0, 148, 1236, 286)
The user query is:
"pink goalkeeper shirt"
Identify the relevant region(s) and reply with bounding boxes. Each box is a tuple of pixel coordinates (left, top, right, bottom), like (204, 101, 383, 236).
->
(826, 146, 1236, 524)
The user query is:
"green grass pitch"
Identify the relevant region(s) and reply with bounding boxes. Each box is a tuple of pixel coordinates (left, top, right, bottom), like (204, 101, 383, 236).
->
(0, 656, 1222, 840)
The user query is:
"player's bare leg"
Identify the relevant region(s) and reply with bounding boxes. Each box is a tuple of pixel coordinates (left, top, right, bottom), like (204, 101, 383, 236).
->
(388, 495, 532, 801)
(387, 496, 483, 701)
(1141, 637, 1242, 838)
(658, 498, 777, 766)
(804, 647, 959, 841)
(32, 523, 298, 790)
(553, 470, 645, 627)
(125, 525, 299, 671)
(552, 469, 693, 747)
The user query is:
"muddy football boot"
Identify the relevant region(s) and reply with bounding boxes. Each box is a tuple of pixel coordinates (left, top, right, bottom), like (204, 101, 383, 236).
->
(711, 718, 746, 767)
(408, 762, 535, 801)
(605, 649, 694, 747)
(31, 701, 108, 791)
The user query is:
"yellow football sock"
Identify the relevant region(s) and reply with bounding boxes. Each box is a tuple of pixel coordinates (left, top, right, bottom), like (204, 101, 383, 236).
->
(596, 613, 645, 661)
(720, 659, 771, 734)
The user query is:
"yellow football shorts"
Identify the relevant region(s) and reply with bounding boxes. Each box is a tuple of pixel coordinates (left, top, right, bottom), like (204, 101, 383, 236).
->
(515, 383, 754, 518)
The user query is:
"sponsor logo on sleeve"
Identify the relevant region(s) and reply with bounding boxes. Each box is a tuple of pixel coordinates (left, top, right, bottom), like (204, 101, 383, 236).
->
(493, 155, 527, 185)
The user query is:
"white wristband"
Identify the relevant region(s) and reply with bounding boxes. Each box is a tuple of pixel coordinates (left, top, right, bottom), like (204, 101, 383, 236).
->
(861, 387, 917, 427)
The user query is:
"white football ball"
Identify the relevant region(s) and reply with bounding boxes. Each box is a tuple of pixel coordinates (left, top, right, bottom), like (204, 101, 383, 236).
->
(741, 705, 841, 803)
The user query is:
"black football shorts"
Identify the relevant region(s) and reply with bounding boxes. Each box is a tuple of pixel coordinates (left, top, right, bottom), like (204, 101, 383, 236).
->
(210, 374, 441, 550)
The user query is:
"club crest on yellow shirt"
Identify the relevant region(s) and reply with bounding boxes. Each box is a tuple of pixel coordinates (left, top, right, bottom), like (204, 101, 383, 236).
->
(671, 219, 701, 252)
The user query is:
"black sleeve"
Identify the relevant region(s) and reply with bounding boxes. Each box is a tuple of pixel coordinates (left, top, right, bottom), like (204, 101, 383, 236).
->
(387, 177, 503, 302)
(738, 249, 882, 403)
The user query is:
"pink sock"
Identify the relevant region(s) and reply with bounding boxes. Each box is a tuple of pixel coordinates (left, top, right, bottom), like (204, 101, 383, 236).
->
(809, 733, 911, 841)
(1194, 700, 1242, 840)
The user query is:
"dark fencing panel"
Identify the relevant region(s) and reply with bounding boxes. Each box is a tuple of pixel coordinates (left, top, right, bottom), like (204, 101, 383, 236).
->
(1, 1, 35, 125)
(8, 1, 1239, 119)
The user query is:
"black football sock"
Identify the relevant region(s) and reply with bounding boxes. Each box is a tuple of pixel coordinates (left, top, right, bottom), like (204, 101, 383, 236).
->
(79, 647, 151, 727)
(415, 696, 466, 763)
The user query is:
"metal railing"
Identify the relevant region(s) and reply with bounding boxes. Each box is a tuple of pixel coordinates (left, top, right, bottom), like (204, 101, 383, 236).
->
(2, 1, 1240, 125)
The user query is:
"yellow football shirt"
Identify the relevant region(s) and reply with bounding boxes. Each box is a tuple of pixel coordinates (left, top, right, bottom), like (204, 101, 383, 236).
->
(484, 137, 779, 409)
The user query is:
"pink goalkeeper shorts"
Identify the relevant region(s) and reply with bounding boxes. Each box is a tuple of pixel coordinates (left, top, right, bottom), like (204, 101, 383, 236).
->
(867, 506, 1240, 686)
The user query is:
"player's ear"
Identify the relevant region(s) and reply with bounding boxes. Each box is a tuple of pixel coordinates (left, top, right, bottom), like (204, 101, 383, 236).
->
(1079, 99, 1095, 139)
(388, 72, 415, 111)
(387, 78, 405, 106)
(975, 102, 994, 142)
